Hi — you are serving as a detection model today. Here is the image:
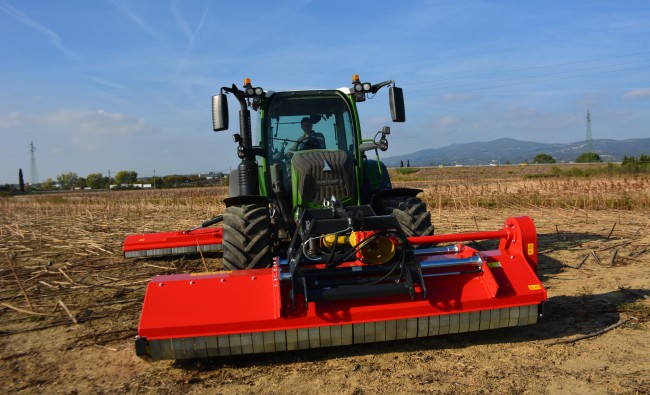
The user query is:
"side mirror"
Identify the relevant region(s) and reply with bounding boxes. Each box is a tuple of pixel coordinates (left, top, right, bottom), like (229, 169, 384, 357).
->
(389, 87, 405, 122)
(212, 94, 229, 131)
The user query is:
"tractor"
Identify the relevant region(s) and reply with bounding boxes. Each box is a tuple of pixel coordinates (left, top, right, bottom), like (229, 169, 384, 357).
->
(124, 76, 546, 361)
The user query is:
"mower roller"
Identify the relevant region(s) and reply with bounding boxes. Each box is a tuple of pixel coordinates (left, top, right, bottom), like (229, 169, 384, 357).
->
(124, 76, 547, 361)
(123, 217, 223, 258)
(123, 227, 222, 258)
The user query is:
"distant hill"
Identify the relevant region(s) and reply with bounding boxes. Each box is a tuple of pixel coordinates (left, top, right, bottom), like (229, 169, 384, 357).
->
(382, 138, 650, 167)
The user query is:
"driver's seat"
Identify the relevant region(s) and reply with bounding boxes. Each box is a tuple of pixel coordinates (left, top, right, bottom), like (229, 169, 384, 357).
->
(290, 150, 355, 207)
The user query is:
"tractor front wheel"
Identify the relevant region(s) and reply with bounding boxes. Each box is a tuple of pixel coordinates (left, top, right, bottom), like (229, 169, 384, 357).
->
(375, 195, 435, 239)
(222, 203, 272, 270)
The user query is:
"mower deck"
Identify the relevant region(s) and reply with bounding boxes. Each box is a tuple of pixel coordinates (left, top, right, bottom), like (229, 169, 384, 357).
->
(123, 227, 223, 258)
(134, 217, 546, 360)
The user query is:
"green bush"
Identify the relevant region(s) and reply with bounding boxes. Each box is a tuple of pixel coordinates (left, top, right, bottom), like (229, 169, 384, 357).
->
(575, 152, 602, 163)
(533, 153, 556, 164)
(395, 168, 420, 175)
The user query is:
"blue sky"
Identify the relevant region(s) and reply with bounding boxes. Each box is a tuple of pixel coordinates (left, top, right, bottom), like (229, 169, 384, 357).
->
(1, 0, 648, 184)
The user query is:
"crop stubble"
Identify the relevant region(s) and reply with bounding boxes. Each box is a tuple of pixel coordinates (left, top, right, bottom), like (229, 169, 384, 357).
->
(1, 168, 648, 394)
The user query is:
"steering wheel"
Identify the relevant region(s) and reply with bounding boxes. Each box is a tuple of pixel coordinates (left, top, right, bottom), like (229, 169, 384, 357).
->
(296, 136, 323, 151)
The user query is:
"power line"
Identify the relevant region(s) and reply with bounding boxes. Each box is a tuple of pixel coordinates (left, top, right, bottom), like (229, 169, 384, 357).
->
(403, 51, 649, 87)
(408, 63, 650, 97)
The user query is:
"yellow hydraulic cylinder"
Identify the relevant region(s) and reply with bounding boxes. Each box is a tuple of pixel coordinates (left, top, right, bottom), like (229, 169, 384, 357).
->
(322, 231, 395, 264)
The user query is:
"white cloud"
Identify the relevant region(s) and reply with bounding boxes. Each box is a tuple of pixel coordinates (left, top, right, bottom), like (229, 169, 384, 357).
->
(0, 111, 24, 128)
(0, 109, 155, 154)
(623, 88, 650, 99)
(43, 109, 150, 138)
(578, 92, 607, 108)
(503, 105, 539, 120)
(439, 115, 460, 126)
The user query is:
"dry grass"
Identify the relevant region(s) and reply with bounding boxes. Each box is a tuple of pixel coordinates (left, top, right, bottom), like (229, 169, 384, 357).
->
(0, 187, 228, 258)
(415, 176, 650, 211)
(1, 167, 647, 259)
(390, 167, 650, 211)
(1, 166, 649, 394)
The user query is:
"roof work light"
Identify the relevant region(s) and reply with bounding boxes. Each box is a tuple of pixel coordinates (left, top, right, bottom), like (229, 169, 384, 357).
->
(243, 78, 264, 98)
(351, 74, 372, 102)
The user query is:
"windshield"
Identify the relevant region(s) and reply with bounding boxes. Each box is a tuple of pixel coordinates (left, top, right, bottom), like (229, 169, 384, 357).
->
(264, 91, 356, 161)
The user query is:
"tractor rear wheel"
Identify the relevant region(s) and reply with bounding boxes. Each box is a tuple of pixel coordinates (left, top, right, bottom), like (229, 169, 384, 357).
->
(375, 195, 435, 239)
(222, 203, 272, 270)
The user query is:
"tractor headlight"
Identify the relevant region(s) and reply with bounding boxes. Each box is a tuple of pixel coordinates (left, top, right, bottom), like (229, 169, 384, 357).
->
(353, 82, 371, 93)
(245, 87, 263, 97)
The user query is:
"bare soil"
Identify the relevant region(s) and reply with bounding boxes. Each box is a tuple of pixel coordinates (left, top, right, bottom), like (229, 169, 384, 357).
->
(1, 184, 648, 394)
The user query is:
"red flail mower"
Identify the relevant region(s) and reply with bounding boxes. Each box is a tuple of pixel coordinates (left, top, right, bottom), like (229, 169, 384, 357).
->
(123, 76, 547, 360)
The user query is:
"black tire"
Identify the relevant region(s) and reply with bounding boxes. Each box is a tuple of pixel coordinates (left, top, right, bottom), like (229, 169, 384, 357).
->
(222, 203, 272, 270)
(375, 196, 435, 239)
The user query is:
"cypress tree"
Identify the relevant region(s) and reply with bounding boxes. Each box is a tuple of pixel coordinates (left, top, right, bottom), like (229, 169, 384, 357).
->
(18, 168, 25, 193)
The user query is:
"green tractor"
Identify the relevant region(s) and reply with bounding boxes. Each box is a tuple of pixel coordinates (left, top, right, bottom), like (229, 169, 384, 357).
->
(213, 75, 434, 270)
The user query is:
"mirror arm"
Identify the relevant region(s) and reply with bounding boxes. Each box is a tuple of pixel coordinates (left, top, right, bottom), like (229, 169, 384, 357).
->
(370, 80, 394, 94)
(359, 142, 380, 153)
(221, 84, 246, 106)
(221, 84, 256, 158)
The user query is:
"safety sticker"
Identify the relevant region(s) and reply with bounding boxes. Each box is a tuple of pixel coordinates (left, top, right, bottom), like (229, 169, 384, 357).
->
(528, 284, 542, 291)
(487, 262, 502, 268)
(527, 243, 535, 256)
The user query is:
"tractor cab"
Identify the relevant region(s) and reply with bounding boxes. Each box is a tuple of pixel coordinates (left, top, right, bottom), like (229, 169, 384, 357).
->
(263, 90, 358, 208)
(212, 76, 404, 210)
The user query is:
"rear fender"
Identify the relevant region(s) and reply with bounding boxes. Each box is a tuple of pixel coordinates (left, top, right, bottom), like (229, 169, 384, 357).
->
(223, 195, 269, 208)
(370, 187, 423, 206)
(361, 159, 391, 203)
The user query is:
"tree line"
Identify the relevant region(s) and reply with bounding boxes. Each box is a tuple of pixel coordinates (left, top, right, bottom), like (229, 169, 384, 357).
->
(399, 152, 608, 167)
(512, 152, 605, 164)
(33, 170, 228, 190)
(3, 154, 648, 195)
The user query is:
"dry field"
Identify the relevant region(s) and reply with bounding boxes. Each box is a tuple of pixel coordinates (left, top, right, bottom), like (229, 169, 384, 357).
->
(1, 166, 649, 394)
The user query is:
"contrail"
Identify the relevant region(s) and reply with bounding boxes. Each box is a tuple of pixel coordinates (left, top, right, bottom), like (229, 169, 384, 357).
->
(0, 0, 80, 59)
